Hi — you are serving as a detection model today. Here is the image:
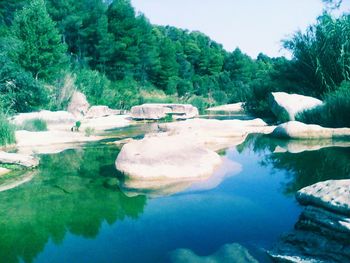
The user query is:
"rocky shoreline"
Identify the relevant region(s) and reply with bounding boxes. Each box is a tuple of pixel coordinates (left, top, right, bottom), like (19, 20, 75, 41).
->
(269, 180, 350, 263)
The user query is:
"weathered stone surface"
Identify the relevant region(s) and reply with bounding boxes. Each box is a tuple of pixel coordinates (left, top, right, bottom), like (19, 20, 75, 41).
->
(130, 103, 198, 120)
(67, 91, 90, 118)
(269, 92, 323, 121)
(170, 243, 258, 263)
(0, 151, 39, 168)
(206, 102, 244, 113)
(296, 179, 350, 216)
(272, 121, 350, 139)
(160, 118, 274, 151)
(269, 180, 350, 263)
(10, 110, 76, 127)
(85, 105, 121, 119)
(116, 133, 222, 181)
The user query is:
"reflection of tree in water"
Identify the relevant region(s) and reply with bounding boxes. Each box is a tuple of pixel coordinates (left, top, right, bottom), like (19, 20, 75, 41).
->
(237, 135, 350, 194)
(0, 145, 147, 263)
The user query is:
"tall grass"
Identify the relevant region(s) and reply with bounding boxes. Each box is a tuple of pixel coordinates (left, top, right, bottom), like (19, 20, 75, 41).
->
(0, 114, 16, 146)
(297, 82, 350, 128)
(20, 118, 48, 131)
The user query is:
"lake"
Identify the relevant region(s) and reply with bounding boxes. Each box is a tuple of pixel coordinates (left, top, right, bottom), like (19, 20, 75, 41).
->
(1, 131, 349, 263)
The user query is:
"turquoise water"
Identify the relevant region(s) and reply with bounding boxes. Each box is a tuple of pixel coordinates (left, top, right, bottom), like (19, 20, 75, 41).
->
(0, 134, 349, 263)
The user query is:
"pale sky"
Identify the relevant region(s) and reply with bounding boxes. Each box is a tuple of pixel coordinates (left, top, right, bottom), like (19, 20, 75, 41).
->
(131, 0, 350, 58)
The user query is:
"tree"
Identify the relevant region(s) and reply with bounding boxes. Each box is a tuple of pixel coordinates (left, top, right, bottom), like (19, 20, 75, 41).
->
(12, 0, 67, 81)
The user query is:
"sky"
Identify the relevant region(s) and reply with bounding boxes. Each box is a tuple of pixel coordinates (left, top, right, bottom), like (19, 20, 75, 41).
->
(130, 0, 350, 58)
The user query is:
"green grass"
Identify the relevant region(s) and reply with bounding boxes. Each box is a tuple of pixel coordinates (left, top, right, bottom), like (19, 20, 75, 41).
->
(0, 114, 16, 146)
(20, 118, 48, 131)
(297, 83, 350, 128)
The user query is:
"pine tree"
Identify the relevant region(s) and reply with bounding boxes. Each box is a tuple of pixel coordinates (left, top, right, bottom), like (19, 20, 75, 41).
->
(12, 0, 67, 81)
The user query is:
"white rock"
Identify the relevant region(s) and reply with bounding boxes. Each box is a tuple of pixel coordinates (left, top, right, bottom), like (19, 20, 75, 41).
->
(130, 103, 198, 120)
(67, 91, 90, 118)
(272, 121, 350, 139)
(206, 102, 244, 113)
(10, 110, 76, 127)
(160, 118, 274, 151)
(269, 92, 323, 121)
(0, 151, 39, 167)
(296, 179, 350, 215)
(85, 105, 122, 119)
(81, 115, 131, 131)
(116, 133, 222, 181)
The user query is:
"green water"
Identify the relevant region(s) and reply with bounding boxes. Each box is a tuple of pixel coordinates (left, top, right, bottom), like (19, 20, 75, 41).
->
(0, 134, 349, 263)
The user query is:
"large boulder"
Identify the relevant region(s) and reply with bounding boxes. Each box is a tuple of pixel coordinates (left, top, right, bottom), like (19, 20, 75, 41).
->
(85, 105, 122, 119)
(116, 133, 222, 181)
(272, 121, 350, 139)
(269, 92, 323, 121)
(0, 151, 39, 168)
(10, 110, 76, 127)
(130, 103, 198, 120)
(269, 179, 350, 263)
(67, 91, 90, 118)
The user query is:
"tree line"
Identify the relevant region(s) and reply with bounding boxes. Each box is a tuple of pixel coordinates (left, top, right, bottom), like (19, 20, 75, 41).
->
(0, 0, 349, 127)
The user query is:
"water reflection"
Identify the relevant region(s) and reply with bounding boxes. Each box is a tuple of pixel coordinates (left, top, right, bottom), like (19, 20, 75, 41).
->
(237, 135, 350, 194)
(0, 146, 146, 263)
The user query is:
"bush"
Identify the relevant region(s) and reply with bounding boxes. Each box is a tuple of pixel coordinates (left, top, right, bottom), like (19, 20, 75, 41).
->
(20, 119, 48, 131)
(0, 114, 15, 146)
(187, 95, 211, 113)
(297, 82, 350, 128)
(84, 127, 95, 137)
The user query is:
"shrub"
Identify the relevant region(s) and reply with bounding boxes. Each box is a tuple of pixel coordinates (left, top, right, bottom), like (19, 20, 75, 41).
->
(297, 81, 350, 128)
(84, 127, 95, 137)
(0, 113, 15, 146)
(20, 118, 48, 131)
(187, 95, 211, 113)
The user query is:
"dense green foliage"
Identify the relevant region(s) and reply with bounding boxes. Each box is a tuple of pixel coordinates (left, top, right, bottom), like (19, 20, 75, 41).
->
(0, 113, 15, 146)
(19, 118, 48, 131)
(0, 0, 349, 127)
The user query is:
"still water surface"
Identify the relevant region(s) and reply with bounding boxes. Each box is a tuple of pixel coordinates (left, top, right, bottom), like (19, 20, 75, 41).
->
(1, 133, 349, 263)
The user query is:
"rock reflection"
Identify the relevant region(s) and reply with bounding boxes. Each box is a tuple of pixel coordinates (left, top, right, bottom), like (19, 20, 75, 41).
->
(118, 157, 242, 197)
(170, 243, 258, 263)
(0, 146, 146, 263)
(237, 134, 350, 194)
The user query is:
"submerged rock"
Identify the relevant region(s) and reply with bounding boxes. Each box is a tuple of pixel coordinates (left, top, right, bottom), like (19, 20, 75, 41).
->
(269, 92, 323, 121)
(170, 243, 258, 263)
(0, 170, 36, 192)
(0, 167, 10, 177)
(272, 121, 350, 139)
(130, 103, 198, 120)
(269, 179, 350, 263)
(67, 91, 90, 118)
(0, 151, 39, 168)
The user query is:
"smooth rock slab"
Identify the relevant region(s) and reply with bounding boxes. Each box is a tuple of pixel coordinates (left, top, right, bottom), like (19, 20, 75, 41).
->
(296, 179, 350, 216)
(10, 110, 76, 127)
(269, 92, 323, 121)
(116, 133, 222, 181)
(85, 105, 122, 119)
(272, 121, 350, 139)
(206, 102, 244, 113)
(131, 103, 198, 120)
(0, 151, 39, 168)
